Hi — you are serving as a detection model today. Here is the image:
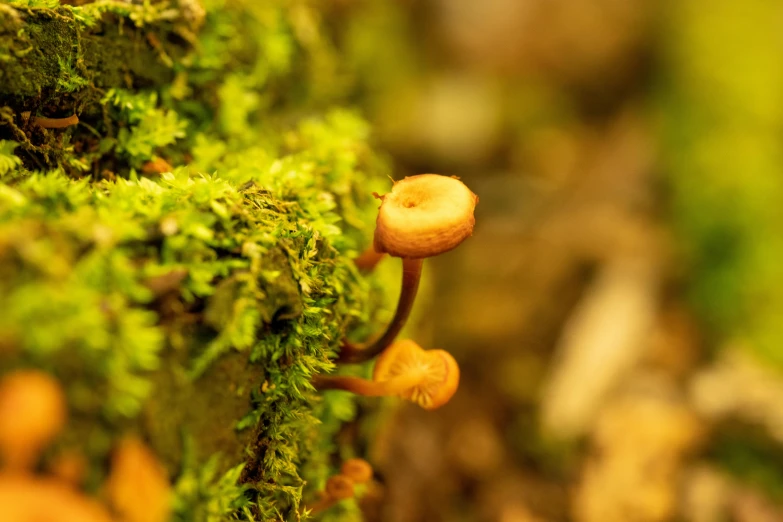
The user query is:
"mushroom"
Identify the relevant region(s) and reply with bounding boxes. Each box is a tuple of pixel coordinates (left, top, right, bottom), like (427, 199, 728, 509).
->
(0, 370, 66, 471)
(0, 473, 112, 522)
(339, 174, 477, 364)
(314, 340, 460, 410)
(307, 474, 356, 515)
(49, 450, 88, 486)
(305, 459, 374, 515)
(339, 458, 373, 484)
(105, 437, 171, 522)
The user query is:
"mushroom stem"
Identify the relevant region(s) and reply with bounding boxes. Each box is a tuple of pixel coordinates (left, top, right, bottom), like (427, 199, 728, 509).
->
(312, 372, 422, 397)
(353, 246, 385, 271)
(337, 257, 423, 364)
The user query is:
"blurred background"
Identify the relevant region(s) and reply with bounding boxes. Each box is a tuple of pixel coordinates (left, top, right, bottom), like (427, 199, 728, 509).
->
(328, 0, 783, 521)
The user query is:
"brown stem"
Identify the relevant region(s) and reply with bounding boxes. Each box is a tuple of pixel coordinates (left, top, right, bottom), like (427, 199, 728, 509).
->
(32, 114, 79, 129)
(354, 246, 385, 271)
(312, 372, 421, 396)
(337, 257, 423, 364)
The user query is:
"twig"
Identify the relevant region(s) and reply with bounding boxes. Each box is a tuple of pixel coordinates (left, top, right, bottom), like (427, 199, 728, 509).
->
(32, 114, 80, 129)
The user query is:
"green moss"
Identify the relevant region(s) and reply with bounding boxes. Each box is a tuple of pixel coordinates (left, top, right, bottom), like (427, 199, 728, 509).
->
(0, 4, 183, 97)
(0, 153, 382, 519)
(0, 1, 395, 520)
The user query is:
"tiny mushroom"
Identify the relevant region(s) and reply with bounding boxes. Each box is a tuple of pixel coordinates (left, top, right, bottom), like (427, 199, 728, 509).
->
(49, 450, 88, 486)
(0, 370, 67, 471)
(339, 174, 477, 364)
(307, 474, 356, 515)
(314, 340, 460, 410)
(105, 437, 171, 522)
(339, 458, 373, 484)
(0, 473, 112, 522)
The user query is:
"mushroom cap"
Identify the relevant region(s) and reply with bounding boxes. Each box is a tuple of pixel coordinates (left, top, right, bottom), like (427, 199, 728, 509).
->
(340, 458, 373, 484)
(105, 437, 171, 522)
(373, 340, 460, 410)
(0, 370, 66, 470)
(49, 451, 88, 486)
(324, 475, 355, 500)
(373, 174, 478, 259)
(0, 474, 112, 522)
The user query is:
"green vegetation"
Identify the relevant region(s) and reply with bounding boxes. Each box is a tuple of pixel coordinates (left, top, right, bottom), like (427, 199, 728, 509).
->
(0, 0, 392, 519)
(709, 424, 783, 504)
(662, 0, 783, 365)
(662, 0, 783, 500)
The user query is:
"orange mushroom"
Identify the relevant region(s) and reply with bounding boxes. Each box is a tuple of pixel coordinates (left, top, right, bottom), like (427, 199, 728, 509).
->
(307, 474, 356, 515)
(315, 340, 460, 410)
(304, 459, 373, 515)
(0, 370, 67, 471)
(0, 473, 112, 522)
(104, 437, 171, 522)
(340, 458, 373, 484)
(339, 174, 477, 364)
(49, 450, 88, 486)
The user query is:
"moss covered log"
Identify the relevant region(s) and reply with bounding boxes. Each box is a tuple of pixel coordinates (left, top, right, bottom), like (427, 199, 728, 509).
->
(0, 1, 390, 520)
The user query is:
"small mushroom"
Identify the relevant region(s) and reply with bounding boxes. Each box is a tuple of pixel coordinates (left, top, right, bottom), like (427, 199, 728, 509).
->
(315, 340, 460, 410)
(105, 437, 171, 522)
(339, 458, 373, 484)
(307, 474, 356, 515)
(0, 370, 66, 471)
(49, 450, 88, 487)
(339, 174, 477, 364)
(0, 473, 112, 522)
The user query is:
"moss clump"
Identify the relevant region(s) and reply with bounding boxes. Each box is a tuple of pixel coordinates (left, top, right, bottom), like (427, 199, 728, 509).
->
(0, 0, 393, 520)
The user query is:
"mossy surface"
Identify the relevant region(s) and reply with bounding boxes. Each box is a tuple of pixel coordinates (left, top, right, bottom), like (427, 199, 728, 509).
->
(0, 1, 392, 520)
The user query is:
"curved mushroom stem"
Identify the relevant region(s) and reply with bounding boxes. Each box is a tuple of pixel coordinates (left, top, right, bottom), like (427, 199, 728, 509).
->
(353, 246, 386, 272)
(337, 257, 423, 364)
(312, 372, 421, 397)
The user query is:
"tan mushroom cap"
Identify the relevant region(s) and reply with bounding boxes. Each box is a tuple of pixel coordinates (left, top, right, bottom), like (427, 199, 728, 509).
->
(340, 458, 373, 484)
(373, 340, 460, 410)
(0, 474, 112, 522)
(324, 474, 355, 501)
(373, 174, 478, 259)
(49, 450, 88, 486)
(0, 370, 66, 470)
(105, 437, 171, 522)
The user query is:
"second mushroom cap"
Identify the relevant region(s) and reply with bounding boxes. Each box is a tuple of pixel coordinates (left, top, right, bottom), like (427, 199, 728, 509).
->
(373, 339, 460, 410)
